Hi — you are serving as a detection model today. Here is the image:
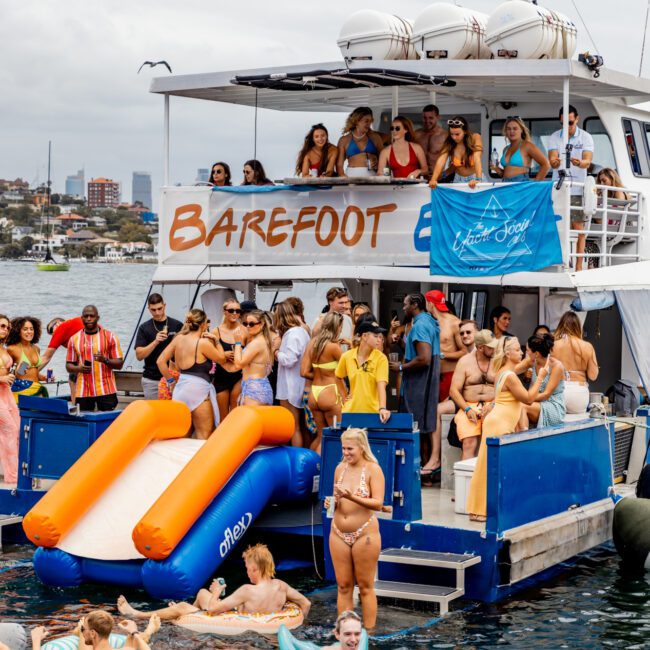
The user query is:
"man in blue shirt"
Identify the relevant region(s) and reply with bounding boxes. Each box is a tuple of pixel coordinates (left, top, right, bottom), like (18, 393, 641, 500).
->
(389, 293, 440, 482)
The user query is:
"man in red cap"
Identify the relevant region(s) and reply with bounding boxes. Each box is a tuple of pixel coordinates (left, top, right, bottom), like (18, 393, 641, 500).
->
(424, 290, 466, 402)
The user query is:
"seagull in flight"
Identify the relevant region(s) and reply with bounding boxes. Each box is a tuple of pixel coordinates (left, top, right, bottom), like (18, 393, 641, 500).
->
(138, 60, 172, 74)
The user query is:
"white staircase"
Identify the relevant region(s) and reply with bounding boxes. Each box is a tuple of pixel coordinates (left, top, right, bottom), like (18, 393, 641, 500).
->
(373, 548, 481, 615)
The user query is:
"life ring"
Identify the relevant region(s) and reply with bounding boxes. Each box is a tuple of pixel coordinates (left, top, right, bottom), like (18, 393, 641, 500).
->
(613, 496, 650, 570)
(174, 602, 304, 635)
(42, 633, 126, 650)
(278, 623, 368, 650)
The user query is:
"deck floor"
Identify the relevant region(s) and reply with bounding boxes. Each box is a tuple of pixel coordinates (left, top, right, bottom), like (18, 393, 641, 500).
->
(415, 487, 484, 532)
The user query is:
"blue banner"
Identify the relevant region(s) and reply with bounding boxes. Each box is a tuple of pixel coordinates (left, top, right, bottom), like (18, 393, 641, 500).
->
(429, 182, 562, 277)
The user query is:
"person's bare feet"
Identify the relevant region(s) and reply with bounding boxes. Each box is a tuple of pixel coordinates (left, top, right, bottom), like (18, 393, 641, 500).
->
(144, 614, 161, 638)
(117, 595, 139, 617)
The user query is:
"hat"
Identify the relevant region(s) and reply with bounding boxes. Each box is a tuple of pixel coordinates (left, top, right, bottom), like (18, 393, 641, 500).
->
(239, 300, 258, 313)
(425, 289, 449, 312)
(356, 320, 387, 336)
(474, 329, 498, 348)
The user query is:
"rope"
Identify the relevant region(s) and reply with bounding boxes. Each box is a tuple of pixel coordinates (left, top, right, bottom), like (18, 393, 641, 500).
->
(310, 499, 323, 580)
(571, 0, 601, 54)
(639, 0, 650, 76)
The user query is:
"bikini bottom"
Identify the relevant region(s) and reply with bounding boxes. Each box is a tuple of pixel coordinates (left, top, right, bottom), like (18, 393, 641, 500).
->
(311, 383, 339, 402)
(239, 378, 273, 406)
(332, 515, 375, 547)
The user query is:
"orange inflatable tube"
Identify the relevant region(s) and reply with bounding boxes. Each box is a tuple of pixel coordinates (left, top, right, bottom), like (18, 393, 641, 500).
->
(132, 405, 293, 560)
(23, 400, 191, 548)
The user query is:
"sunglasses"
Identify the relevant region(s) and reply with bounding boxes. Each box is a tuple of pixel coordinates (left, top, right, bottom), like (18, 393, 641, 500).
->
(506, 115, 521, 120)
(460, 330, 474, 336)
(390, 126, 402, 131)
(0, 324, 9, 329)
(447, 119, 465, 127)
(225, 308, 241, 314)
(243, 169, 253, 174)
(244, 321, 261, 328)
(562, 120, 576, 126)
(213, 169, 225, 174)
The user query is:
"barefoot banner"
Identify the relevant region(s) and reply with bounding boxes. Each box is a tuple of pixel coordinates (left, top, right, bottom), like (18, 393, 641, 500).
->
(428, 182, 563, 277)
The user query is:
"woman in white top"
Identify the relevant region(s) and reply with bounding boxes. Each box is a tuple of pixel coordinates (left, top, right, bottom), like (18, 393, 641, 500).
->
(273, 301, 311, 447)
(552, 311, 598, 414)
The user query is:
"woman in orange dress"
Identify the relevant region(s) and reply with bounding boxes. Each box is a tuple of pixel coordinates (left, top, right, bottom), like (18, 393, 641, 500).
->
(466, 336, 549, 522)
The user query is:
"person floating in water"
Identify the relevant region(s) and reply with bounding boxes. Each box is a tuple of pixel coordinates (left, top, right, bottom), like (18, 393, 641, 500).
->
(117, 543, 311, 621)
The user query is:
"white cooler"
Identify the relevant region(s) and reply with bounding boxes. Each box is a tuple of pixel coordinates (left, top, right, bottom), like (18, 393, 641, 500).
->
(453, 456, 478, 515)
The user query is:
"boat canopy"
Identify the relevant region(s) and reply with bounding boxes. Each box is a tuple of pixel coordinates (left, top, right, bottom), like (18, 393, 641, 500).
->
(149, 59, 650, 111)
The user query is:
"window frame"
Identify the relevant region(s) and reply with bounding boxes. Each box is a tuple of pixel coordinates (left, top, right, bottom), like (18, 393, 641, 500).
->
(621, 117, 650, 178)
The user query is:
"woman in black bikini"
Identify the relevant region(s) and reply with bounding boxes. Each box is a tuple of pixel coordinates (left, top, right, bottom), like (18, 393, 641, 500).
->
(212, 300, 247, 421)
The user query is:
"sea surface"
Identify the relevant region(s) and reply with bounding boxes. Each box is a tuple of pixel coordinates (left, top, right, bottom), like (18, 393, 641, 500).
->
(1, 261, 649, 648)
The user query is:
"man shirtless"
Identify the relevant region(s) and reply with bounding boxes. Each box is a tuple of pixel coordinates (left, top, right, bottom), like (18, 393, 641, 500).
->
(415, 104, 447, 179)
(117, 543, 310, 622)
(425, 290, 465, 401)
(449, 330, 497, 459)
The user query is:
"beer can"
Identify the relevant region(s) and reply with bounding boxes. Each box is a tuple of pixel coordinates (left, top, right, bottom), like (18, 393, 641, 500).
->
(46, 369, 54, 383)
(326, 496, 336, 518)
(383, 167, 392, 177)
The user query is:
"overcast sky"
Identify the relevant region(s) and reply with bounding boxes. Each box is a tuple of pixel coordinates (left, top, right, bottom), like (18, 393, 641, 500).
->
(2, 0, 648, 209)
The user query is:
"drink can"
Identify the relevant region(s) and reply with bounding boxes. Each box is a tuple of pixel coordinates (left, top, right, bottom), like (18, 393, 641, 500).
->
(326, 496, 336, 518)
(310, 168, 318, 178)
(46, 369, 54, 383)
(383, 167, 391, 177)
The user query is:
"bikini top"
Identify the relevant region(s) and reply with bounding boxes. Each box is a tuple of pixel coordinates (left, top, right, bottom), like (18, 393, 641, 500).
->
(389, 144, 419, 179)
(501, 142, 529, 169)
(313, 359, 338, 370)
(346, 136, 378, 158)
(19, 345, 42, 369)
(179, 339, 212, 382)
(336, 463, 370, 498)
(450, 150, 475, 168)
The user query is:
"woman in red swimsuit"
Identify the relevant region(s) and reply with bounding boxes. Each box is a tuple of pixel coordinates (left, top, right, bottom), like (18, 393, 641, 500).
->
(327, 427, 385, 630)
(377, 116, 428, 179)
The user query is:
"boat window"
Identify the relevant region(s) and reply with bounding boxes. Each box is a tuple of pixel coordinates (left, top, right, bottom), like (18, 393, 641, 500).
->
(449, 291, 465, 318)
(488, 118, 557, 178)
(583, 117, 616, 171)
(469, 291, 488, 327)
(621, 118, 650, 177)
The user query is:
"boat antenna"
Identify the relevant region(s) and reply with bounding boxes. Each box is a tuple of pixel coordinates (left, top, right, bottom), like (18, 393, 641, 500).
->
(639, 0, 650, 76)
(45, 141, 54, 263)
(253, 88, 258, 161)
(570, 0, 601, 56)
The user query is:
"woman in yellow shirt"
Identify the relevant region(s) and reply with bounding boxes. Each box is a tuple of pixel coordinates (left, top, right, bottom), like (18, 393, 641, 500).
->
(335, 321, 390, 423)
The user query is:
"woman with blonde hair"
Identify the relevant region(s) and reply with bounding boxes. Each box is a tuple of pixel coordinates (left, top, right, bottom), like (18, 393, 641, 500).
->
(377, 115, 428, 179)
(233, 309, 275, 406)
(490, 117, 550, 182)
(429, 116, 483, 189)
(596, 167, 628, 201)
(273, 301, 311, 446)
(552, 311, 598, 414)
(337, 107, 385, 177)
(296, 124, 338, 177)
(157, 309, 226, 439)
(466, 336, 546, 522)
(328, 427, 384, 630)
(212, 299, 247, 421)
(301, 312, 347, 454)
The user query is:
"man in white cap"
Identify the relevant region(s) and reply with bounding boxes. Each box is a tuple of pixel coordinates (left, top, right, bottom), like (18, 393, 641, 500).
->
(449, 329, 498, 460)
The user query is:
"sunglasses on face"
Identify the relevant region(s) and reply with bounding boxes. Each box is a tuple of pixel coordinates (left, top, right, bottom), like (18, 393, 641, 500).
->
(447, 119, 465, 127)
(562, 120, 576, 126)
(390, 126, 402, 131)
(225, 308, 241, 314)
(213, 169, 224, 175)
(460, 330, 473, 336)
(243, 169, 253, 175)
(244, 321, 261, 328)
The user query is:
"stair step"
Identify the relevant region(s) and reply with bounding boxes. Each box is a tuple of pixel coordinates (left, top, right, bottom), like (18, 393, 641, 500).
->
(374, 579, 461, 603)
(379, 547, 481, 569)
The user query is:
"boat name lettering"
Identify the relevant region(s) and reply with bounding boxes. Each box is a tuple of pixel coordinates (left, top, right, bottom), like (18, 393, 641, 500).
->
(219, 512, 253, 558)
(169, 202, 397, 252)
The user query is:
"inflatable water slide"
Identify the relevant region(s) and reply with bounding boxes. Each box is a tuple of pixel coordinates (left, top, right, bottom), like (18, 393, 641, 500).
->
(23, 401, 319, 598)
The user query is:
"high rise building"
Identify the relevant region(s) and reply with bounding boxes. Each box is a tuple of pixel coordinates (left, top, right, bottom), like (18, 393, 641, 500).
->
(87, 178, 120, 208)
(65, 169, 85, 198)
(196, 168, 210, 183)
(132, 171, 152, 209)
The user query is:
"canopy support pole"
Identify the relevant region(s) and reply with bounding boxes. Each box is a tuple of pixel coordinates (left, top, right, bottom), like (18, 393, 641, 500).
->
(562, 77, 571, 269)
(392, 87, 399, 120)
(372, 279, 380, 318)
(163, 94, 170, 187)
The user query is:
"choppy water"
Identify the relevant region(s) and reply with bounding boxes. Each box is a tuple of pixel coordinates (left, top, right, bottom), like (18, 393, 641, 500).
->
(2, 262, 649, 648)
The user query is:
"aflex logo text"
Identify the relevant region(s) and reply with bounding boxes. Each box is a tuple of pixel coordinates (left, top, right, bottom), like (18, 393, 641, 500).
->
(219, 512, 253, 557)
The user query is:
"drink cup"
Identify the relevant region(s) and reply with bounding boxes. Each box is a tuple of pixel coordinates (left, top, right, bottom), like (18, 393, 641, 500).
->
(46, 369, 54, 383)
(326, 496, 336, 519)
(310, 168, 318, 178)
(389, 353, 399, 363)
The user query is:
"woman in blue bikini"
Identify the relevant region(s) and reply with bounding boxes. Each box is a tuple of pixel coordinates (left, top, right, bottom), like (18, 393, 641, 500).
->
(328, 427, 385, 630)
(336, 107, 385, 178)
(490, 116, 550, 182)
(233, 309, 275, 406)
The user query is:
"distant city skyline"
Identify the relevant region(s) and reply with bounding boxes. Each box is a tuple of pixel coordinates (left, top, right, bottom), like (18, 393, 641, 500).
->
(2, 0, 649, 212)
(132, 171, 152, 209)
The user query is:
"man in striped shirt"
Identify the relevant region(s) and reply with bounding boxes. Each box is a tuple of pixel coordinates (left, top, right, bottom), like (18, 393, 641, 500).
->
(66, 305, 124, 411)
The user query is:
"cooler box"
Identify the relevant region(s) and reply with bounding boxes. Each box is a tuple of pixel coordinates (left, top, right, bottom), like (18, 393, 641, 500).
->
(453, 456, 477, 515)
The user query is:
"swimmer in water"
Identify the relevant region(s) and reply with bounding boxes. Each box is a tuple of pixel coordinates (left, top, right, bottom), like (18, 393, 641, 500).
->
(323, 610, 365, 649)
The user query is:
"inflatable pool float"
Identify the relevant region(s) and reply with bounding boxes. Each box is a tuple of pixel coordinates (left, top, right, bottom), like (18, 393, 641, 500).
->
(42, 633, 126, 650)
(613, 496, 650, 570)
(278, 624, 368, 649)
(174, 602, 304, 635)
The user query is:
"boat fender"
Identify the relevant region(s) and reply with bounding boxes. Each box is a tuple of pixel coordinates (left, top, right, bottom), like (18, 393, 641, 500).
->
(0, 623, 28, 650)
(42, 633, 127, 650)
(612, 496, 650, 570)
(583, 175, 597, 217)
(174, 602, 304, 635)
(277, 624, 369, 649)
